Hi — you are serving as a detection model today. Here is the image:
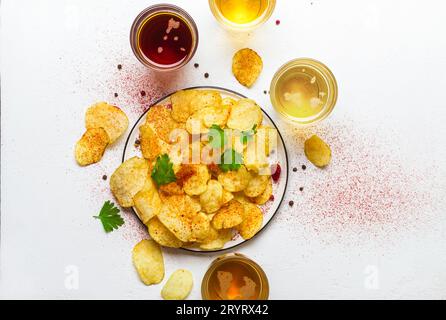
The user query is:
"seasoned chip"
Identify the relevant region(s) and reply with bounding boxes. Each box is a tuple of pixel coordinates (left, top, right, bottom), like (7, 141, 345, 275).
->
(189, 90, 222, 114)
(304, 135, 331, 168)
(132, 239, 164, 285)
(191, 212, 212, 242)
(145, 105, 182, 143)
(200, 180, 223, 213)
(133, 178, 162, 223)
(85, 102, 128, 143)
(221, 97, 237, 108)
(159, 182, 184, 196)
(157, 195, 201, 242)
(232, 48, 263, 88)
(250, 178, 272, 205)
(148, 217, 183, 248)
(236, 202, 263, 240)
(139, 123, 169, 161)
(202, 106, 231, 128)
(227, 99, 263, 131)
(199, 229, 233, 250)
(170, 90, 198, 123)
(110, 157, 149, 207)
(75, 128, 109, 166)
(221, 189, 234, 206)
(244, 174, 269, 198)
(218, 165, 251, 192)
(183, 164, 210, 196)
(212, 200, 244, 229)
(185, 110, 210, 135)
(161, 269, 193, 300)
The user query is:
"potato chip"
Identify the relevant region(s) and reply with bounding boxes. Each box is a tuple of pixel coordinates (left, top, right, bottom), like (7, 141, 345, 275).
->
(227, 99, 263, 131)
(183, 164, 210, 196)
(148, 217, 183, 248)
(133, 178, 162, 223)
(132, 239, 164, 285)
(170, 90, 198, 123)
(202, 105, 231, 128)
(304, 135, 331, 168)
(159, 182, 184, 196)
(185, 110, 210, 135)
(139, 123, 169, 161)
(190, 212, 212, 242)
(75, 128, 109, 166)
(232, 48, 263, 88)
(189, 90, 222, 114)
(157, 194, 201, 242)
(85, 102, 128, 143)
(212, 200, 244, 229)
(244, 174, 269, 198)
(221, 189, 234, 206)
(110, 157, 149, 207)
(236, 202, 263, 240)
(218, 165, 251, 192)
(221, 97, 237, 108)
(145, 105, 182, 143)
(250, 178, 272, 205)
(161, 269, 193, 300)
(199, 229, 233, 250)
(200, 180, 224, 213)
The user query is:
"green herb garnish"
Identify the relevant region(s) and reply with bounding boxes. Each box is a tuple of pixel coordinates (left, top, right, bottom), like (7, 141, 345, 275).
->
(93, 201, 124, 233)
(151, 154, 176, 186)
(208, 124, 227, 149)
(240, 124, 257, 144)
(219, 148, 243, 172)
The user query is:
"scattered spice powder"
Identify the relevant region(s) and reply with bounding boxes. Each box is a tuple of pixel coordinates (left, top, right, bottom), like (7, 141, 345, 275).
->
(275, 20, 281, 25)
(140, 90, 146, 97)
(271, 164, 281, 182)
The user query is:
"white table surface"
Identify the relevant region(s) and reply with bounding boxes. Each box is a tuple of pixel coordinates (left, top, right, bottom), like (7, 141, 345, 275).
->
(1, 0, 446, 299)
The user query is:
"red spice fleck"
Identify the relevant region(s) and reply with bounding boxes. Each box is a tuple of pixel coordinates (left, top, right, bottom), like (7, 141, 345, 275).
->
(275, 20, 281, 25)
(271, 164, 281, 182)
(269, 195, 275, 201)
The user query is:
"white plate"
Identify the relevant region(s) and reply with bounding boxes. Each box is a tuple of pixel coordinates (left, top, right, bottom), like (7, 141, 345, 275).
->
(122, 86, 289, 252)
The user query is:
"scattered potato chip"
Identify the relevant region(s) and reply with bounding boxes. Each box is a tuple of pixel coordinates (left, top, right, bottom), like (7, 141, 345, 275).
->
(227, 99, 263, 131)
(75, 128, 109, 166)
(244, 174, 269, 198)
(218, 165, 251, 192)
(145, 105, 182, 143)
(161, 269, 193, 300)
(189, 90, 222, 114)
(170, 90, 198, 123)
(236, 202, 263, 240)
(202, 105, 231, 128)
(157, 195, 201, 242)
(148, 217, 183, 248)
(139, 123, 169, 161)
(133, 178, 162, 223)
(232, 48, 263, 88)
(183, 164, 210, 196)
(185, 111, 210, 135)
(199, 229, 233, 250)
(110, 157, 149, 207)
(200, 180, 224, 213)
(132, 239, 164, 285)
(304, 135, 331, 168)
(85, 102, 128, 143)
(212, 200, 244, 229)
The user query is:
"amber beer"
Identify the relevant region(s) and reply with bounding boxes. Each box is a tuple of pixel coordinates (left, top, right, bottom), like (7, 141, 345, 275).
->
(209, 0, 276, 31)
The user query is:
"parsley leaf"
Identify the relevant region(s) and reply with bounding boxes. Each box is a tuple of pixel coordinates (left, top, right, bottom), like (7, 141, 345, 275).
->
(151, 154, 177, 186)
(208, 124, 227, 149)
(93, 201, 124, 233)
(219, 149, 243, 172)
(240, 124, 258, 144)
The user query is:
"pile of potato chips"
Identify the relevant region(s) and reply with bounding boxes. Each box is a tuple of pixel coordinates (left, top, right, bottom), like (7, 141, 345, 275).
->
(110, 89, 276, 251)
